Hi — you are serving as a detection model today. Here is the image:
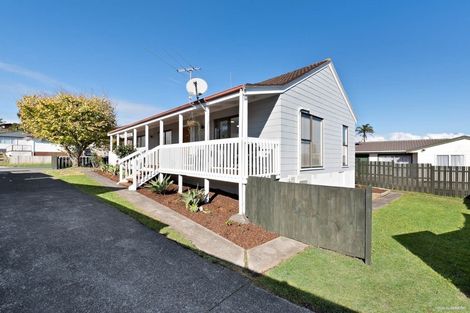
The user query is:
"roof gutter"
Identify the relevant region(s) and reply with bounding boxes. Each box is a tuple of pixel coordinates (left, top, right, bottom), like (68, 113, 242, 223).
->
(108, 85, 244, 136)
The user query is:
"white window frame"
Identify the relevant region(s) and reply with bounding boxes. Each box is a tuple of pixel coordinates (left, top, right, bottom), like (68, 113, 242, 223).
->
(342, 125, 348, 167)
(436, 154, 465, 166)
(450, 155, 465, 166)
(298, 109, 323, 170)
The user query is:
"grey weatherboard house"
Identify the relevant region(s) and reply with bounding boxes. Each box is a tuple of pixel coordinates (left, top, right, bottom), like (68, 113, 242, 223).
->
(107, 58, 357, 215)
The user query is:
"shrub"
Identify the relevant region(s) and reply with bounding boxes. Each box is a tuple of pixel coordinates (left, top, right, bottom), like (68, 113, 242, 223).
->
(113, 144, 136, 158)
(90, 152, 103, 168)
(147, 175, 173, 194)
(101, 163, 118, 175)
(182, 187, 206, 212)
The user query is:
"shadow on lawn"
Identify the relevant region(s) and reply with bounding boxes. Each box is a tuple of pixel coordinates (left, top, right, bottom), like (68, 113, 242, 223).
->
(393, 196, 470, 297)
(60, 172, 358, 313)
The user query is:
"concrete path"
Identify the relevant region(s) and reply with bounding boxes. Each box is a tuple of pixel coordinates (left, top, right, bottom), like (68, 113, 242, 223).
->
(0, 169, 310, 313)
(86, 170, 307, 273)
(372, 191, 402, 210)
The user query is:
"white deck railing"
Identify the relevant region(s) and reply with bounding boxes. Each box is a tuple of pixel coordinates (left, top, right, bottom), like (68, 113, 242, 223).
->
(119, 137, 281, 190)
(118, 149, 146, 183)
(131, 148, 159, 190)
(158, 138, 243, 183)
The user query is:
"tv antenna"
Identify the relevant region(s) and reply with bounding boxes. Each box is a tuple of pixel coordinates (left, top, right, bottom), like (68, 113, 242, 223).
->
(177, 66, 201, 79)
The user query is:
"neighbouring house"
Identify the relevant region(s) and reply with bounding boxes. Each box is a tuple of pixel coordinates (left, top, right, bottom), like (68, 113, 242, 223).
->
(0, 131, 63, 163)
(108, 58, 357, 215)
(356, 136, 470, 166)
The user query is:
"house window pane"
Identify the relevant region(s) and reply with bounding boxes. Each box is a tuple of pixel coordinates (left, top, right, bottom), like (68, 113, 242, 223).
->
(342, 125, 348, 166)
(301, 113, 311, 141)
(164, 130, 172, 144)
(214, 116, 239, 139)
(436, 155, 449, 166)
(137, 135, 145, 148)
(451, 155, 464, 166)
(311, 117, 322, 166)
(301, 142, 310, 167)
(300, 112, 322, 168)
(230, 117, 239, 138)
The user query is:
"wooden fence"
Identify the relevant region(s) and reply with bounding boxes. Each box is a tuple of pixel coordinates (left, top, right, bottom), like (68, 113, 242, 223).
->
(356, 160, 470, 198)
(52, 156, 93, 169)
(246, 177, 372, 264)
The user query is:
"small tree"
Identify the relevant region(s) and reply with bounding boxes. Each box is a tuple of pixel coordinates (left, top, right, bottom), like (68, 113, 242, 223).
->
(113, 144, 136, 158)
(18, 93, 116, 166)
(355, 123, 375, 142)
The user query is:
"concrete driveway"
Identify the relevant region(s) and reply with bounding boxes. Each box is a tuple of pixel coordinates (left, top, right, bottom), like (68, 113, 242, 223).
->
(0, 169, 309, 313)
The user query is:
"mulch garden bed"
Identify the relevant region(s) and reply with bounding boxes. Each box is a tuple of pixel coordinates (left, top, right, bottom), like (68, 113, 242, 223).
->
(138, 185, 278, 249)
(95, 170, 119, 182)
(94, 170, 278, 249)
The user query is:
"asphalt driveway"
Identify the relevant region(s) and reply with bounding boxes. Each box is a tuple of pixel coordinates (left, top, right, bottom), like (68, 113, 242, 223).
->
(0, 169, 309, 313)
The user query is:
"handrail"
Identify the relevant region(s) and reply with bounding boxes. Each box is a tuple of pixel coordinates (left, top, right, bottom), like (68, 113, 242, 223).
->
(117, 148, 146, 164)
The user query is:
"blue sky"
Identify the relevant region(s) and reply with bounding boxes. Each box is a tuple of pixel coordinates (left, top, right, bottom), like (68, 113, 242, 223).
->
(0, 0, 469, 140)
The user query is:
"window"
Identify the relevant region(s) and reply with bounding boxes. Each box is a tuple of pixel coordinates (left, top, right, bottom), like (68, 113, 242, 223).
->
(164, 130, 172, 144)
(214, 116, 239, 139)
(378, 154, 412, 164)
(436, 154, 465, 166)
(436, 155, 449, 166)
(342, 125, 348, 166)
(300, 111, 322, 168)
(0, 137, 13, 144)
(451, 155, 464, 166)
(136, 135, 145, 148)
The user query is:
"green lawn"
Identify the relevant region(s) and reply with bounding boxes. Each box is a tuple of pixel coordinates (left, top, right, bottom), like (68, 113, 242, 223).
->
(45, 168, 194, 249)
(257, 193, 470, 313)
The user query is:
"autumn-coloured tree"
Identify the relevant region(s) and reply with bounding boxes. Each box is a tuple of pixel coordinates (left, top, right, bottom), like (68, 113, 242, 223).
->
(18, 93, 116, 166)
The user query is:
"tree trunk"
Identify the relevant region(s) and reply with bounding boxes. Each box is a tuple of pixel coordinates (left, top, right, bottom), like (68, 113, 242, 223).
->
(67, 149, 84, 167)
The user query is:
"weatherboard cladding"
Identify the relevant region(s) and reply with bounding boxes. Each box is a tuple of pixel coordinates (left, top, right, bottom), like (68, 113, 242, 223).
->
(111, 59, 332, 133)
(279, 65, 356, 176)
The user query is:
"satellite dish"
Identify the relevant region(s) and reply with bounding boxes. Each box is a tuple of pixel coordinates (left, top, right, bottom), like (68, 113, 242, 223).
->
(186, 78, 208, 98)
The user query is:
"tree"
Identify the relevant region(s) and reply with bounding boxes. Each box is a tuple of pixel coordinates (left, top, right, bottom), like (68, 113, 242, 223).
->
(18, 93, 116, 166)
(356, 123, 375, 142)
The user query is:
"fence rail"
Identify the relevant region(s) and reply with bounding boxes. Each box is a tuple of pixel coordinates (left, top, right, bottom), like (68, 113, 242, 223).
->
(356, 160, 470, 198)
(246, 177, 372, 264)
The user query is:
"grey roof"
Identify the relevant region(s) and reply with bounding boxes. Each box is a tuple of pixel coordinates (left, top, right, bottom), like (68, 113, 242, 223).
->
(356, 136, 470, 153)
(0, 131, 29, 138)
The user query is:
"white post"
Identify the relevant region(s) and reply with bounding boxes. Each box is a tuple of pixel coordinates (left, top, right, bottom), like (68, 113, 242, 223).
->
(109, 135, 113, 152)
(116, 134, 120, 147)
(205, 107, 210, 140)
(159, 120, 164, 145)
(238, 183, 246, 215)
(178, 114, 183, 194)
(145, 125, 149, 150)
(124, 131, 128, 146)
(133, 128, 137, 148)
(204, 107, 210, 199)
(238, 89, 248, 215)
(159, 120, 164, 181)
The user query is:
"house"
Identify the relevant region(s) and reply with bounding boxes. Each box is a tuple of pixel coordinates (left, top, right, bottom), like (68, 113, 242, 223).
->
(0, 131, 63, 163)
(108, 58, 357, 215)
(356, 136, 470, 166)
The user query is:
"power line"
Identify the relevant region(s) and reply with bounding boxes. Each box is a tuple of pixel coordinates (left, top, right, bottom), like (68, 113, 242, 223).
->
(144, 48, 185, 75)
